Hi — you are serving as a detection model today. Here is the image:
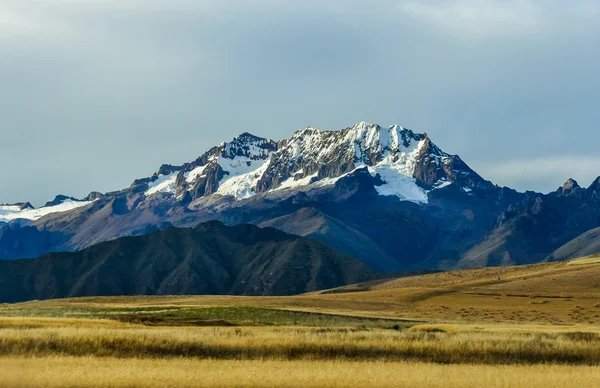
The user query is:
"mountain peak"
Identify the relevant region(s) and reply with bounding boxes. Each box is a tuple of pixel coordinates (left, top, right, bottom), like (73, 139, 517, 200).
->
(588, 176, 600, 192)
(44, 195, 81, 208)
(233, 132, 267, 142)
(554, 178, 582, 197)
(351, 121, 408, 132)
(157, 164, 181, 177)
(352, 121, 380, 130)
(222, 132, 277, 161)
(563, 178, 580, 191)
(18, 202, 34, 210)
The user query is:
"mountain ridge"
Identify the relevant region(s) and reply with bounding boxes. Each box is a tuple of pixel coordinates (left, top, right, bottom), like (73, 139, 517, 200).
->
(132, 121, 492, 204)
(1, 121, 599, 274)
(0, 221, 373, 303)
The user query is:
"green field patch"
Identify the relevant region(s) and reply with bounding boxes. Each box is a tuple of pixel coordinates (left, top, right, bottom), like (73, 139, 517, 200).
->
(114, 307, 416, 328)
(0, 305, 416, 329)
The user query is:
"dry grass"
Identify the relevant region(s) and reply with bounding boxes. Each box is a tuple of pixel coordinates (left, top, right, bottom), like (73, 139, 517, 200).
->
(2, 356, 600, 388)
(0, 317, 136, 330)
(1, 318, 600, 365)
(568, 254, 600, 266)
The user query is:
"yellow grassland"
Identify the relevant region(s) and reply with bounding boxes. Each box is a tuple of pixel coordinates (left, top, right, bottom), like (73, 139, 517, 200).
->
(1, 320, 600, 364)
(3, 357, 600, 388)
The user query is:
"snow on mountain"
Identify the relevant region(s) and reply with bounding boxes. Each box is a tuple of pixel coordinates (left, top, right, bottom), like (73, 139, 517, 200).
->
(0, 205, 25, 221)
(146, 172, 179, 196)
(273, 171, 319, 192)
(185, 165, 207, 184)
(140, 121, 485, 204)
(220, 133, 275, 160)
(0, 199, 93, 223)
(254, 122, 439, 201)
(347, 122, 426, 165)
(215, 156, 273, 199)
(349, 122, 431, 202)
(368, 164, 428, 203)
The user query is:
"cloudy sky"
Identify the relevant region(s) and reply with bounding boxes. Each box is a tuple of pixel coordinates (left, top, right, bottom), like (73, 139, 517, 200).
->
(1, 0, 599, 205)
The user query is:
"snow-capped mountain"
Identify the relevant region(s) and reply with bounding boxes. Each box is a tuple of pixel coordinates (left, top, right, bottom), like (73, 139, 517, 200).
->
(3, 120, 489, 224)
(138, 122, 490, 205)
(2, 121, 600, 275)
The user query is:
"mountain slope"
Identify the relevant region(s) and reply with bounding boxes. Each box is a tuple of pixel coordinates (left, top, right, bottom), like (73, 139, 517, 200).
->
(258, 207, 399, 272)
(0, 221, 373, 303)
(547, 227, 600, 262)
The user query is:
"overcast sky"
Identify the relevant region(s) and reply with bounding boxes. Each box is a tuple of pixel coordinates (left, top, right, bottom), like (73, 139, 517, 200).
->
(1, 0, 599, 206)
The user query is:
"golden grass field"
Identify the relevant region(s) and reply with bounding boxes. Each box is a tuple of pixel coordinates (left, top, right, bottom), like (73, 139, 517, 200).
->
(4, 357, 600, 388)
(2, 255, 600, 387)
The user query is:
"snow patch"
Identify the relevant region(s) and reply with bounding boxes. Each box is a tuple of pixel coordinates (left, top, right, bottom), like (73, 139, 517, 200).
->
(186, 165, 207, 183)
(0, 200, 93, 222)
(273, 172, 319, 191)
(365, 139, 429, 203)
(313, 175, 344, 188)
(216, 156, 272, 199)
(145, 172, 178, 196)
(435, 181, 453, 189)
(369, 164, 428, 203)
(345, 123, 419, 163)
